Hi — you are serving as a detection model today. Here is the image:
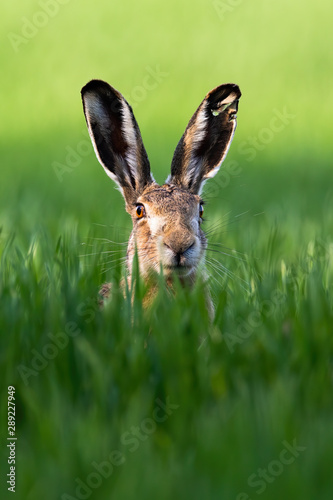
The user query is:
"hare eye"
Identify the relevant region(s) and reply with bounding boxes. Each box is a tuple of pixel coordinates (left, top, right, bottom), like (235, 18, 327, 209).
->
(199, 203, 204, 219)
(136, 204, 145, 219)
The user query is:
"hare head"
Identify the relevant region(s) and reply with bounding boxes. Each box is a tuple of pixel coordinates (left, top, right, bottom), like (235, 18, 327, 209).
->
(81, 80, 241, 301)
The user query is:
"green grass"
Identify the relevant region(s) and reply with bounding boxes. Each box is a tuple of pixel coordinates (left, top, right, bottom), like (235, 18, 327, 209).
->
(1, 208, 333, 500)
(1, 0, 333, 498)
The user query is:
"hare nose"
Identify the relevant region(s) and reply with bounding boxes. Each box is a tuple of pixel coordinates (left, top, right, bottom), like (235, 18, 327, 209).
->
(164, 242, 195, 266)
(163, 231, 195, 258)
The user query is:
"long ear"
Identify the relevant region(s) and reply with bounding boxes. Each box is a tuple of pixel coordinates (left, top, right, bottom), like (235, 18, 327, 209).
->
(167, 84, 241, 194)
(81, 80, 154, 206)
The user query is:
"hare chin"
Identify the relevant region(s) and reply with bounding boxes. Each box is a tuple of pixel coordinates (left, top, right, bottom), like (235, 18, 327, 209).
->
(162, 264, 194, 278)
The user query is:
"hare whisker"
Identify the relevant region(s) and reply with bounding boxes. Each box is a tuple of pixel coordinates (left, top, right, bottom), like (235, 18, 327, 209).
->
(207, 242, 247, 256)
(102, 255, 127, 265)
(100, 258, 127, 276)
(205, 258, 232, 284)
(79, 249, 125, 258)
(83, 237, 128, 246)
(205, 210, 251, 236)
(206, 257, 250, 292)
(206, 247, 247, 262)
(207, 241, 244, 252)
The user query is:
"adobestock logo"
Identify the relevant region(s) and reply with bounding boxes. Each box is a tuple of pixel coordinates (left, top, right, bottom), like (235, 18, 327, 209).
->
(8, 0, 71, 53)
(213, 0, 244, 22)
(222, 289, 286, 353)
(17, 297, 98, 386)
(236, 439, 306, 499)
(61, 397, 179, 500)
(237, 107, 296, 162)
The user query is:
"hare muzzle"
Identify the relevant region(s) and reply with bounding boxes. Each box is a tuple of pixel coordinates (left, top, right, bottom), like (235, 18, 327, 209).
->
(161, 228, 200, 275)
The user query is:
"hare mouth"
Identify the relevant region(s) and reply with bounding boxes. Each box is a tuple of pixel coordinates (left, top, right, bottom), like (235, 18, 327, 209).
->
(163, 263, 194, 277)
(164, 264, 192, 270)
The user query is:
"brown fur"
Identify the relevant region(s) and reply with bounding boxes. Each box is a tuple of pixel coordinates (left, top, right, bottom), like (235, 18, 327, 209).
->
(81, 80, 241, 318)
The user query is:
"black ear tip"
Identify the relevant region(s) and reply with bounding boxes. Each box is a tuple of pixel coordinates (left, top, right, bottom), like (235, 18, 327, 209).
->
(81, 79, 106, 95)
(207, 83, 241, 110)
(81, 79, 119, 98)
(231, 83, 241, 99)
(220, 82, 241, 94)
(231, 84, 241, 98)
(211, 82, 241, 96)
(220, 83, 241, 98)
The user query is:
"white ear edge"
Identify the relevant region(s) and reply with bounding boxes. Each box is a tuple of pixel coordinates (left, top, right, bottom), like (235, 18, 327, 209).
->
(191, 112, 237, 194)
(121, 100, 156, 186)
(181, 101, 208, 187)
(84, 92, 126, 194)
(121, 103, 139, 178)
(186, 101, 208, 150)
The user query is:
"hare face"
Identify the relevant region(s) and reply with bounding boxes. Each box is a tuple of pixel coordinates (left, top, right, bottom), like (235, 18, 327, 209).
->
(127, 184, 206, 280)
(81, 79, 241, 302)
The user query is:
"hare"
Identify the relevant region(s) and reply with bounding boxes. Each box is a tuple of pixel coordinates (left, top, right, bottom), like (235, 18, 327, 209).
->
(81, 80, 241, 315)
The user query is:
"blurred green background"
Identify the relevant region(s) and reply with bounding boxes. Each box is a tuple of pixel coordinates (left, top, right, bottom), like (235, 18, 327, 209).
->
(1, 1, 333, 499)
(1, 0, 332, 241)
